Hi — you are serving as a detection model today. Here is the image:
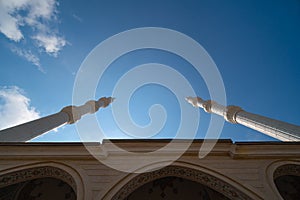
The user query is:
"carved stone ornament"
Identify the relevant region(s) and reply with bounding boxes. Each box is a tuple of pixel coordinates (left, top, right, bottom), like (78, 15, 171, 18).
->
(273, 164, 300, 179)
(61, 97, 114, 124)
(0, 166, 76, 192)
(202, 100, 215, 113)
(225, 106, 243, 124)
(112, 166, 253, 200)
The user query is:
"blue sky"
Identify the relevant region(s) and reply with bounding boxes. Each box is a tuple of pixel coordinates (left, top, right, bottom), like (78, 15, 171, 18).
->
(0, 0, 299, 142)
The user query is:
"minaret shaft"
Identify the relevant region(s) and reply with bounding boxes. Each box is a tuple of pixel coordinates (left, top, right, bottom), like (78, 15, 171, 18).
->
(0, 97, 114, 142)
(0, 112, 69, 142)
(236, 111, 300, 141)
(186, 97, 300, 141)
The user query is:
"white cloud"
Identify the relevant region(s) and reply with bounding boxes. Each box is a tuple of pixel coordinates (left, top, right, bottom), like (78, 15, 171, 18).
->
(27, 0, 57, 19)
(33, 34, 66, 56)
(0, 0, 66, 57)
(0, 86, 40, 130)
(0, 9, 23, 41)
(10, 46, 44, 72)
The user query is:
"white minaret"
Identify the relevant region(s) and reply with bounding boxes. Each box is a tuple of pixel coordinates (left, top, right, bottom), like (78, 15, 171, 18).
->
(186, 97, 300, 141)
(0, 97, 114, 142)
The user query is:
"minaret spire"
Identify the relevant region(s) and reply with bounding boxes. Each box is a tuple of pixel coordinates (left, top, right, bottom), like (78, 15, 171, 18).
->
(186, 97, 300, 141)
(0, 97, 114, 142)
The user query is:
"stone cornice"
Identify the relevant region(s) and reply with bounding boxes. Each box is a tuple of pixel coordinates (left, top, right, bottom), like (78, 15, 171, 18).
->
(0, 140, 299, 160)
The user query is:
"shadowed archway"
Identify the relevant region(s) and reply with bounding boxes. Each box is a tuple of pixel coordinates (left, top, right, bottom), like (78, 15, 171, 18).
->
(274, 164, 300, 200)
(0, 166, 77, 200)
(112, 165, 254, 200)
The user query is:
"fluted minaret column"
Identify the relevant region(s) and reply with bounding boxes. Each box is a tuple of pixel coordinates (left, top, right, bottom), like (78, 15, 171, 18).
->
(186, 97, 300, 141)
(0, 97, 114, 142)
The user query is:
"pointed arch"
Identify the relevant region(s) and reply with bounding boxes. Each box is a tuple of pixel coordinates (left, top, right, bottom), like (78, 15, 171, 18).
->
(104, 161, 261, 200)
(0, 162, 84, 199)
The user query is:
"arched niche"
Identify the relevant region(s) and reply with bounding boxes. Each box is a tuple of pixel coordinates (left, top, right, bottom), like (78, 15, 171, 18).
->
(111, 165, 254, 200)
(273, 164, 300, 200)
(0, 166, 77, 200)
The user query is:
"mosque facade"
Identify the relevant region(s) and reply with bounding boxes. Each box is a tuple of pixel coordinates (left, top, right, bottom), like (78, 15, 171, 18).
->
(0, 139, 299, 200)
(0, 97, 299, 199)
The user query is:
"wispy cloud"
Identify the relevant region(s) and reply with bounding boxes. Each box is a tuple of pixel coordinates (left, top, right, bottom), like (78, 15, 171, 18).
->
(0, 0, 66, 66)
(72, 14, 83, 23)
(0, 86, 40, 130)
(10, 46, 44, 72)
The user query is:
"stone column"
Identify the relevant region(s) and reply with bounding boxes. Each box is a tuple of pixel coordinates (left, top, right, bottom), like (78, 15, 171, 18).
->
(186, 97, 300, 141)
(0, 97, 114, 142)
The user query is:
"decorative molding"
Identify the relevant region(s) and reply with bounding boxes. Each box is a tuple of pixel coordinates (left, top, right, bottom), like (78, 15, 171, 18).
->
(112, 166, 253, 200)
(61, 97, 114, 124)
(225, 106, 243, 124)
(202, 100, 215, 113)
(185, 96, 204, 108)
(273, 164, 300, 179)
(0, 166, 76, 192)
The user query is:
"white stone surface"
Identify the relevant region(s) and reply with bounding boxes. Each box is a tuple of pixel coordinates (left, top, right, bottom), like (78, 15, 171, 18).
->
(236, 111, 300, 141)
(186, 96, 300, 141)
(0, 112, 69, 142)
(0, 97, 114, 142)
